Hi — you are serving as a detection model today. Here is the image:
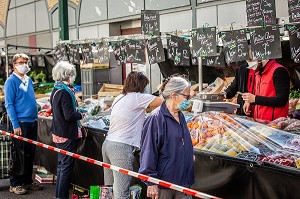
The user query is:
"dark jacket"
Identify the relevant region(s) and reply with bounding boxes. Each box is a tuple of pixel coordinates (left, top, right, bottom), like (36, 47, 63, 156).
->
(225, 63, 255, 115)
(50, 88, 82, 139)
(139, 102, 195, 188)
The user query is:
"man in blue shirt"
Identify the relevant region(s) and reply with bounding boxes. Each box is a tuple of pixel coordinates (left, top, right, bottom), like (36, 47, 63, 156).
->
(4, 53, 43, 195)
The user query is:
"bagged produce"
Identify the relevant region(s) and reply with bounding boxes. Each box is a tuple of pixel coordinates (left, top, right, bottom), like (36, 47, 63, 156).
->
(188, 112, 300, 169)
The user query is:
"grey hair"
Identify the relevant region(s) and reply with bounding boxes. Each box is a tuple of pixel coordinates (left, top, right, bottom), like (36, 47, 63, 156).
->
(160, 76, 191, 99)
(13, 53, 29, 63)
(52, 61, 76, 82)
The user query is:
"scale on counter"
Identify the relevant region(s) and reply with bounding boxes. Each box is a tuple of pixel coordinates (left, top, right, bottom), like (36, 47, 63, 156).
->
(192, 93, 240, 114)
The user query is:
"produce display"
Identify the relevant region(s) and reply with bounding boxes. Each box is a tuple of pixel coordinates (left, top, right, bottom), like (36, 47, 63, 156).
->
(188, 112, 300, 169)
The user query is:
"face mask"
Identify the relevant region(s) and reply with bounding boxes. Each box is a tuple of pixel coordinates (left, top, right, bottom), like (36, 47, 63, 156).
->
(15, 64, 29, 74)
(246, 60, 258, 70)
(70, 75, 76, 84)
(178, 97, 191, 111)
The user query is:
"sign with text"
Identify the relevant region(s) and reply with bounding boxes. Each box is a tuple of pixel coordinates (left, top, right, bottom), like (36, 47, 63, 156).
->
(81, 44, 93, 64)
(288, 24, 300, 63)
(249, 26, 282, 60)
(220, 29, 249, 64)
(167, 35, 179, 60)
(94, 41, 109, 64)
(246, 0, 276, 27)
(147, 37, 165, 64)
(126, 39, 146, 64)
(192, 52, 225, 67)
(288, 0, 300, 23)
(141, 10, 160, 36)
(54, 44, 68, 62)
(111, 40, 127, 65)
(191, 27, 217, 57)
(174, 37, 191, 66)
(68, 44, 80, 65)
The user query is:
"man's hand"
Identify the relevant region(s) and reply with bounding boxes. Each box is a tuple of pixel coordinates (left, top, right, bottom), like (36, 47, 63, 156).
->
(243, 102, 251, 115)
(13, 128, 22, 135)
(242, 93, 256, 103)
(147, 185, 159, 199)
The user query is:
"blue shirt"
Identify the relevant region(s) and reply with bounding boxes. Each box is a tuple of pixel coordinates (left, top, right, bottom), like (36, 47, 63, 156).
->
(139, 102, 195, 188)
(4, 73, 37, 129)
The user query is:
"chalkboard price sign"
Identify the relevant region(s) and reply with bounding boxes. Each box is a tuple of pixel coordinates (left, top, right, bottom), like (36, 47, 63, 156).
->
(174, 37, 191, 66)
(111, 40, 127, 65)
(288, 24, 300, 63)
(147, 37, 165, 64)
(68, 44, 80, 65)
(54, 44, 68, 62)
(94, 41, 109, 64)
(191, 27, 217, 57)
(126, 39, 146, 64)
(249, 26, 281, 60)
(81, 44, 93, 64)
(246, 0, 276, 27)
(141, 10, 160, 36)
(167, 35, 179, 60)
(288, 0, 300, 23)
(192, 52, 225, 67)
(220, 29, 249, 64)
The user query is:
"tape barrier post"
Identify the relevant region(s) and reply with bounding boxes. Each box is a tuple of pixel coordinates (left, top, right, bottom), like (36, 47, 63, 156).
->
(1, 130, 222, 199)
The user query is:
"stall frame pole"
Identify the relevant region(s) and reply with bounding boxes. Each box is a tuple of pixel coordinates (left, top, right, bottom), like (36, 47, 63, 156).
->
(198, 56, 203, 92)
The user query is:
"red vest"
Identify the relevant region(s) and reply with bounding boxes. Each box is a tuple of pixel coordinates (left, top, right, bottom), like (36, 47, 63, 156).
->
(254, 60, 289, 121)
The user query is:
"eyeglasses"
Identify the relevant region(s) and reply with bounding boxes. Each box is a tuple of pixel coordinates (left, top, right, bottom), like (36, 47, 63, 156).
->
(180, 93, 191, 100)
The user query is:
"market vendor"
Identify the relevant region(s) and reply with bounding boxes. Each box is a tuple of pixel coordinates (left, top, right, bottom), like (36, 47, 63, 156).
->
(242, 59, 290, 121)
(139, 75, 195, 199)
(102, 71, 163, 198)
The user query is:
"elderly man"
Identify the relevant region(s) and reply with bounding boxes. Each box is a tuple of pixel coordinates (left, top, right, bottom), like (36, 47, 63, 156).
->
(4, 53, 43, 195)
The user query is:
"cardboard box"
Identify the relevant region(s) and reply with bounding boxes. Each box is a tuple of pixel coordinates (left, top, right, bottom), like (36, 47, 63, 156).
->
(73, 184, 90, 198)
(35, 173, 56, 183)
(98, 84, 123, 98)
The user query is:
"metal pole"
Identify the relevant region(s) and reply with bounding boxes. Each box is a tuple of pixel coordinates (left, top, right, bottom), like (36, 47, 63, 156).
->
(198, 56, 202, 92)
(5, 45, 9, 131)
(59, 0, 69, 40)
(191, 0, 197, 29)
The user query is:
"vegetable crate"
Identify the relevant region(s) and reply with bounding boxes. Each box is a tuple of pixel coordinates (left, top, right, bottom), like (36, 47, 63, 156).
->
(82, 83, 103, 100)
(98, 84, 123, 98)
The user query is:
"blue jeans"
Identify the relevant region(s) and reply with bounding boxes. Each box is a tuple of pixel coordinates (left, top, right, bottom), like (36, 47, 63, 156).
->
(10, 121, 37, 186)
(55, 139, 78, 199)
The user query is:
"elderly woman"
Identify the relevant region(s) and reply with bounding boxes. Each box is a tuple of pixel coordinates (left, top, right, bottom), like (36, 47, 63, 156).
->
(50, 61, 84, 199)
(139, 75, 195, 199)
(102, 71, 163, 198)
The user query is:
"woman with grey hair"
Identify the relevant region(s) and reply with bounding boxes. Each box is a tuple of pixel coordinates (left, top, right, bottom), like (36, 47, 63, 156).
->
(50, 61, 84, 199)
(139, 75, 195, 199)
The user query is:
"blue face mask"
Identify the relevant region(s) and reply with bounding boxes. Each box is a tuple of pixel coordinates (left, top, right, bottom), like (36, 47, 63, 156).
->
(178, 98, 191, 111)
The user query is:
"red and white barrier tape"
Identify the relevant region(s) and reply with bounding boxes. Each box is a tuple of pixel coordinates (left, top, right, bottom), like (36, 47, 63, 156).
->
(1, 130, 221, 199)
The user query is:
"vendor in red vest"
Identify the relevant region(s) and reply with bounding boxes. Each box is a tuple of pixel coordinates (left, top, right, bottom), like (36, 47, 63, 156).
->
(242, 59, 290, 121)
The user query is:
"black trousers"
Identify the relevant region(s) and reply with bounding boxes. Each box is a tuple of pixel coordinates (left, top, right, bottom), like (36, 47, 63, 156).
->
(9, 121, 37, 186)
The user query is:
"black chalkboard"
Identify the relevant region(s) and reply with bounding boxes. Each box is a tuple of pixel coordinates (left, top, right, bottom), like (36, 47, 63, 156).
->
(174, 37, 191, 66)
(249, 26, 282, 60)
(246, 0, 276, 27)
(147, 37, 165, 64)
(126, 39, 146, 64)
(95, 41, 109, 64)
(141, 10, 160, 36)
(111, 40, 127, 65)
(81, 44, 93, 64)
(54, 44, 68, 62)
(191, 27, 217, 57)
(69, 44, 80, 65)
(167, 35, 179, 60)
(192, 52, 225, 67)
(288, 0, 300, 23)
(220, 29, 249, 64)
(288, 24, 300, 63)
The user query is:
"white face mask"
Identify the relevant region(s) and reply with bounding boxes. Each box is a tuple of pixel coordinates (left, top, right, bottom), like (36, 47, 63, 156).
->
(15, 64, 29, 74)
(246, 60, 258, 70)
(70, 75, 76, 84)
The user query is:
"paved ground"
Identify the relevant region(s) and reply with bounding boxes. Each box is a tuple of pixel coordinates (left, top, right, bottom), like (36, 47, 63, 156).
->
(0, 178, 72, 199)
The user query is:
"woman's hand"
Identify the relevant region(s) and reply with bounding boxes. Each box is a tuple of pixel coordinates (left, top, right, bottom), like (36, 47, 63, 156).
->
(147, 185, 159, 199)
(243, 102, 251, 115)
(242, 93, 256, 103)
